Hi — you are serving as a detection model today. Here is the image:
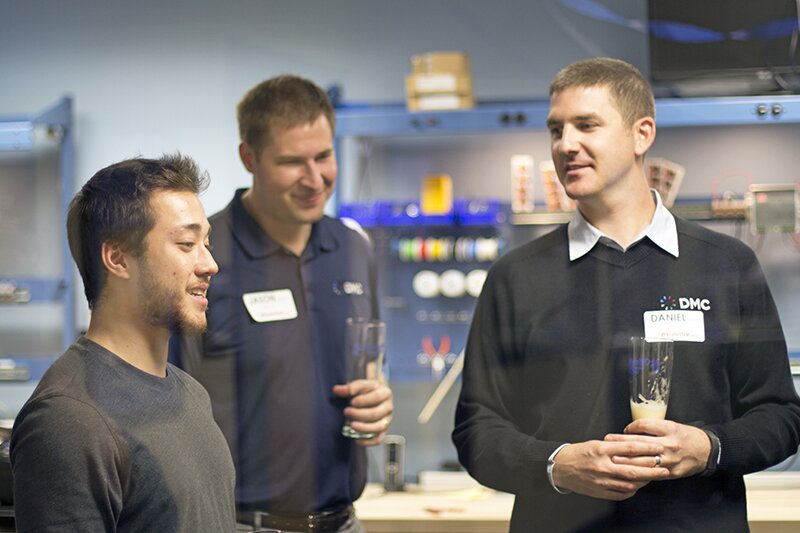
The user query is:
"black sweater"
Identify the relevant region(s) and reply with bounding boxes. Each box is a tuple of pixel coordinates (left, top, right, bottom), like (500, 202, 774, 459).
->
(453, 218, 800, 532)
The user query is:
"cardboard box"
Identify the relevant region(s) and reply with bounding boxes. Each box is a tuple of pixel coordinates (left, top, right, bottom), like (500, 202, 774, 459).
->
(406, 93, 475, 112)
(405, 73, 473, 96)
(411, 51, 470, 74)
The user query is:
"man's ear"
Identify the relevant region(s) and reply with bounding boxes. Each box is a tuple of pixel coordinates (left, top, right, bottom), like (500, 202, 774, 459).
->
(239, 142, 257, 173)
(101, 241, 132, 280)
(633, 116, 656, 157)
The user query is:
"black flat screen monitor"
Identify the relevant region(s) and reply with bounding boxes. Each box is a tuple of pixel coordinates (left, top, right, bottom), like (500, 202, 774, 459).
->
(648, 0, 800, 93)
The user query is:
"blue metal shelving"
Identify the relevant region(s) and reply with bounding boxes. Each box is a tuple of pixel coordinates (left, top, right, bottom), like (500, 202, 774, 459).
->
(0, 97, 74, 380)
(335, 95, 800, 382)
(336, 94, 800, 138)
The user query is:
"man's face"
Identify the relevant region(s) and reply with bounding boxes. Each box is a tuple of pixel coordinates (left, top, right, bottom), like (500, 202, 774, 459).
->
(132, 190, 218, 335)
(546, 85, 640, 203)
(242, 114, 337, 228)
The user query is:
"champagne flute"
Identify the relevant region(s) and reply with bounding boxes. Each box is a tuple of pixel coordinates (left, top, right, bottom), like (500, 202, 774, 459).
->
(629, 337, 673, 420)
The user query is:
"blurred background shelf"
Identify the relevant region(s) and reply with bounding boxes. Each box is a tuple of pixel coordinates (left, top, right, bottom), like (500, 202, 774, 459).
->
(0, 97, 75, 375)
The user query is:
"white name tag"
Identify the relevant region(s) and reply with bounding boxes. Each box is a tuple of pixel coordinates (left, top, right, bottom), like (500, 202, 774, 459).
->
(643, 310, 705, 342)
(242, 289, 298, 323)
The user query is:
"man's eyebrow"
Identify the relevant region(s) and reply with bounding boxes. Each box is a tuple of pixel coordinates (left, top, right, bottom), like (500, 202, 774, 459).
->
(546, 113, 603, 128)
(171, 223, 203, 234)
(275, 154, 304, 163)
(574, 113, 602, 121)
(275, 148, 332, 162)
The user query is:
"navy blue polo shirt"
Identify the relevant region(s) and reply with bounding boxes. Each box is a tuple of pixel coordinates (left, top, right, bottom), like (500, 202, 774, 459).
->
(182, 189, 378, 514)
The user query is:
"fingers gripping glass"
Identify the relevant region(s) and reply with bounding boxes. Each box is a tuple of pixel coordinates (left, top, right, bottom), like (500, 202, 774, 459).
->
(341, 318, 386, 439)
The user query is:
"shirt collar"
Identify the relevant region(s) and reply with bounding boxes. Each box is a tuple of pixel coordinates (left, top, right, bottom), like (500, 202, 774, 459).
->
(567, 189, 679, 261)
(230, 188, 339, 260)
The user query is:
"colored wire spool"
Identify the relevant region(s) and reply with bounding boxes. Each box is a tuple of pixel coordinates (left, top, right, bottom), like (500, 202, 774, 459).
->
(398, 238, 412, 262)
(425, 237, 438, 262)
(438, 237, 454, 262)
(411, 237, 424, 263)
(439, 269, 466, 298)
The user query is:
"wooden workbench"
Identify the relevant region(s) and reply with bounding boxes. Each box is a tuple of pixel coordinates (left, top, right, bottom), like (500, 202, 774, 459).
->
(354, 473, 800, 533)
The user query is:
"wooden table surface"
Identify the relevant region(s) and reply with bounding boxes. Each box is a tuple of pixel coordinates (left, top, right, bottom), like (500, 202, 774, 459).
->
(354, 473, 800, 533)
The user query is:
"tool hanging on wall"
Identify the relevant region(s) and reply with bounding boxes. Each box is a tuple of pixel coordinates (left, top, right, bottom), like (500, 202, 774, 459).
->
(418, 349, 465, 424)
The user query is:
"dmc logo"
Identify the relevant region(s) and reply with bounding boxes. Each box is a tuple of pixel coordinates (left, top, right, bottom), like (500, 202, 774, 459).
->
(332, 280, 364, 296)
(659, 295, 711, 311)
(679, 297, 711, 311)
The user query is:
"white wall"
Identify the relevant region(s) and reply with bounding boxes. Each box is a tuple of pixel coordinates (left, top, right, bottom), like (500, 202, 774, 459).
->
(1, 0, 648, 214)
(0, 0, 650, 333)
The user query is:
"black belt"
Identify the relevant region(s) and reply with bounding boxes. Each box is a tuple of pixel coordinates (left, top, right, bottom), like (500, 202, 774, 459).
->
(238, 505, 354, 533)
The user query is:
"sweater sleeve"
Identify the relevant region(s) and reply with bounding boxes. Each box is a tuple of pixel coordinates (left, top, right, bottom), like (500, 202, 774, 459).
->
(11, 396, 126, 533)
(452, 264, 563, 494)
(706, 250, 800, 475)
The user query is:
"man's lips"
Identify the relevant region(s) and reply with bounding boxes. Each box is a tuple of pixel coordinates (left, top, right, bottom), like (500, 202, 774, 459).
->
(566, 161, 591, 170)
(295, 191, 326, 206)
(564, 162, 592, 178)
(188, 284, 209, 307)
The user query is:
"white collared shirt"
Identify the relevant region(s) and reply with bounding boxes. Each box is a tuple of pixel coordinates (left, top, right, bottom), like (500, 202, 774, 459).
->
(567, 190, 679, 261)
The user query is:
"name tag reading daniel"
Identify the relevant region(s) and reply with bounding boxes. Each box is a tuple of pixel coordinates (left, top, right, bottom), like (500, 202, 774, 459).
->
(242, 289, 298, 323)
(643, 310, 705, 342)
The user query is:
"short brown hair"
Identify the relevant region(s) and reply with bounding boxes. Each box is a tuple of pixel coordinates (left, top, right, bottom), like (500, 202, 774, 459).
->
(67, 154, 209, 309)
(237, 74, 335, 152)
(549, 57, 655, 126)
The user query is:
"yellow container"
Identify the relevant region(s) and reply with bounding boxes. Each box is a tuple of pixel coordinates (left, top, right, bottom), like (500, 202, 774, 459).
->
(420, 174, 453, 215)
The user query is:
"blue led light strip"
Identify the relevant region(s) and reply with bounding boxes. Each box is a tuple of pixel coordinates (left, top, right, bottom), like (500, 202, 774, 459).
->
(560, 0, 799, 43)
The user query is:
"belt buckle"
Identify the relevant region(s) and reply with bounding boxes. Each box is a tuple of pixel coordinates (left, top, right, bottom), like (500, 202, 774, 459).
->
(308, 509, 342, 532)
(252, 511, 279, 530)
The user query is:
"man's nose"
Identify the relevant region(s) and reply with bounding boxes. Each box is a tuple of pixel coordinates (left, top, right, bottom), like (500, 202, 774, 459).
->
(302, 160, 325, 188)
(198, 246, 219, 277)
(556, 125, 580, 154)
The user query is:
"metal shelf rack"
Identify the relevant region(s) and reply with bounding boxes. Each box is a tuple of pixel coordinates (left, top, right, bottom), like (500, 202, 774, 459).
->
(334, 94, 800, 365)
(0, 97, 75, 379)
(335, 94, 800, 223)
(335, 94, 800, 137)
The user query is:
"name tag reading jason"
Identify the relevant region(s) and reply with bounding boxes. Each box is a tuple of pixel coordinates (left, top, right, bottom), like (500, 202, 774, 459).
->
(242, 289, 298, 323)
(644, 310, 705, 342)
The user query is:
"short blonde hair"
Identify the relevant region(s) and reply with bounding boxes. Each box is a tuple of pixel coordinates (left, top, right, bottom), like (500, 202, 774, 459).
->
(237, 74, 335, 152)
(549, 57, 655, 126)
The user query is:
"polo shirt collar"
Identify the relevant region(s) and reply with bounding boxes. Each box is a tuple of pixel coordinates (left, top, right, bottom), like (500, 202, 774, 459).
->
(567, 189, 679, 261)
(306, 215, 341, 258)
(230, 188, 340, 260)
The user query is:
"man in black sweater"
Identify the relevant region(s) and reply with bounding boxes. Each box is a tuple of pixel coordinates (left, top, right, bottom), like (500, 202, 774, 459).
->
(452, 58, 800, 531)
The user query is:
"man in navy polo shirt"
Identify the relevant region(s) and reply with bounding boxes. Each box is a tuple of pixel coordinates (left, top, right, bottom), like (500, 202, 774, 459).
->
(453, 58, 800, 531)
(172, 75, 393, 533)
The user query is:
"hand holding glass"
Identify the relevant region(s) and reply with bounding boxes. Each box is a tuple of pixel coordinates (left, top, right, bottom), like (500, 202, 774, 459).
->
(629, 337, 673, 420)
(341, 318, 386, 439)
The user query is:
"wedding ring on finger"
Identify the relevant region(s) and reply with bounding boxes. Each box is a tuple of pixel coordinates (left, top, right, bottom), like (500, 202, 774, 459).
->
(654, 455, 662, 467)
